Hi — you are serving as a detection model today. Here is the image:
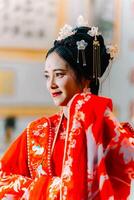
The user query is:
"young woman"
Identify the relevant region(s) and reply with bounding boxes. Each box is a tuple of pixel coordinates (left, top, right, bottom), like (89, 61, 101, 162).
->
(0, 17, 134, 200)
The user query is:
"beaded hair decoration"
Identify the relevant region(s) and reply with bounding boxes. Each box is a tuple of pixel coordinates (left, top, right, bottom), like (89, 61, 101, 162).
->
(88, 26, 101, 83)
(76, 40, 88, 66)
(56, 15, 118, 81)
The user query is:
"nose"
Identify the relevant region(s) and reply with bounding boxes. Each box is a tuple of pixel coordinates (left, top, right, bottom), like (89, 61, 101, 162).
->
(48, 75, 57, 89)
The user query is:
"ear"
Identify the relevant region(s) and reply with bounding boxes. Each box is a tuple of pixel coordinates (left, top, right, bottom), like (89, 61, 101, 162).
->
(82, 80, 91, 92)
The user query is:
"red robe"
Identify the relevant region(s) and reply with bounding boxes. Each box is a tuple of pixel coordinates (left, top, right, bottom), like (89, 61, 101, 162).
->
(0, 93, 134, 199)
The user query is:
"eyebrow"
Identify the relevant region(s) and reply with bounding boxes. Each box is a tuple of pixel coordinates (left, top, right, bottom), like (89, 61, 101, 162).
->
(44, 69, 68, 73)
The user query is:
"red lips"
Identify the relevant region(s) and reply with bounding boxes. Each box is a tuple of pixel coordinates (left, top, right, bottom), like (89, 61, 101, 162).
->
(52, 92, 62, 97)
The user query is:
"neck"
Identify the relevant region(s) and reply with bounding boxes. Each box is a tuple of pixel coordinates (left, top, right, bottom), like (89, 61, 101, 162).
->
(61, 93, 79, 119)
(62, 106, 68, 119)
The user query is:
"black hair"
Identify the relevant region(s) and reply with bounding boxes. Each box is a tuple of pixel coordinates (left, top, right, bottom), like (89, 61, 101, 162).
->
(46, 26, 110, 95)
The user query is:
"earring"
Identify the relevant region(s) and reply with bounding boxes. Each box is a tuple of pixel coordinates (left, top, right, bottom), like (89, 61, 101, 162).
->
(83, 87, 90, 93)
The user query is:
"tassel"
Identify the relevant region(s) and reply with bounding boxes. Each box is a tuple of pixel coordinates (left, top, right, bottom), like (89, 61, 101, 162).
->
(76, 40, 88, 66)
(93, 38, 101, 84)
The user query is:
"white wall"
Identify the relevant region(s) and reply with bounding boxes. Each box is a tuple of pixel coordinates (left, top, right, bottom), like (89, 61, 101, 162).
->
(0, 60, 53, 105)
(101, 0, 134, 122)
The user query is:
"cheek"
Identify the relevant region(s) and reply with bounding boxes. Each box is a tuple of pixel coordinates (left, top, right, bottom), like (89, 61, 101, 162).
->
(57, 76, 80, 94)
(57, 78, 68, 89)
(63, 80, 80, 95)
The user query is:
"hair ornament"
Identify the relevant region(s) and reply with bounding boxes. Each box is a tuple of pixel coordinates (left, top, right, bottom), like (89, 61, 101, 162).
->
(56, 24, 76, 41)
(76, 40, 88, 50)
(88, 26, 100, 39)
(54, 15, 118, 86)
(76, 15, 89, 27)
(76, 40, 88, 66)
(87, 26, 101, 83)
(106, 44, 118, 60)
(88, 26, 101, 82)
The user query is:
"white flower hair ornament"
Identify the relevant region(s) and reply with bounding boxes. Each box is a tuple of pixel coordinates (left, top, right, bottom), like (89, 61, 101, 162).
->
(56, 24, 76, 41)
(76, 40, 88, 50)
(88, 26, 100, 38)
(56, 15, 89, 41)
(54, 15, 117, 83)
(76, 40, 88, 66)
(106, 44, 118, 60)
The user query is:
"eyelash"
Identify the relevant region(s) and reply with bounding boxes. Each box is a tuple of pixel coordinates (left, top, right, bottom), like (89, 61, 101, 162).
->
(55, 73, 65, 78)
(44, 74, 49, 79)
(44, 73, 65, 79)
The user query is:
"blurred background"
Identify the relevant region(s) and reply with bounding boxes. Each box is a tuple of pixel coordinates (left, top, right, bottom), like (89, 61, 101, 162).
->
(0, 0, 134, 154)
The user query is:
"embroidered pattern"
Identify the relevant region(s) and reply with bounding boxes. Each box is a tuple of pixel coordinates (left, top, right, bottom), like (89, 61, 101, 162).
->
(62, 93, 91, 198)
(119, 138, 134, 164)
(49, 177, 61, 200)
(0, 93, 133, 199)
(32, 145, 44, 155)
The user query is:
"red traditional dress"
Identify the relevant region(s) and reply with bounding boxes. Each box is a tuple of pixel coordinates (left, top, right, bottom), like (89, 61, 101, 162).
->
(0, 93, 134, 200)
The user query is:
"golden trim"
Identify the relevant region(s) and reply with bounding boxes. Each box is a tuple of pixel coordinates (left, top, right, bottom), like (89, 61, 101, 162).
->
(0, 106, 59, 117)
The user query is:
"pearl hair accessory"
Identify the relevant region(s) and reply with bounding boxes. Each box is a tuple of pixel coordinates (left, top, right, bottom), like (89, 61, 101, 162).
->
(76, 40, 88, 50)
(55, 15, 118, 82)
(56, 15, 89, 41)
(56, 24, 76, 41)
(106, 44, 118, 60)
(76, 40, 88, 66)
(88, 26, 100, 38)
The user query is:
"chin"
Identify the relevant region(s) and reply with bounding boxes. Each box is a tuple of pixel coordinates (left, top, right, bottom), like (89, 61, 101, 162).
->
(53, 100, 68, 107)
(54, 102, 66, 107)
(53, 100, 63, 106)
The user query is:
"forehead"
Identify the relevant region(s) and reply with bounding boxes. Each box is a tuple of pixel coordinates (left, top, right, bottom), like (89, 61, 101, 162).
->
(45, 52, 68, 71)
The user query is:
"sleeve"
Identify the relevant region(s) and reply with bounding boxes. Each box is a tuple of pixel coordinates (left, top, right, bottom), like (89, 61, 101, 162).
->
(0, 129, 33, 199)
(103, 108, 134, 199)
(22, 176, 61, 200)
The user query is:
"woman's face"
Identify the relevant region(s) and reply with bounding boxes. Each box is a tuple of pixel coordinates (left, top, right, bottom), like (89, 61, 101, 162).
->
(44, 52, 84, 106)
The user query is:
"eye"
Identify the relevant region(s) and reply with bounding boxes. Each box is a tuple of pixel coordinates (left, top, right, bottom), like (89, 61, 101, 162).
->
(55, 72, 65, 78)
(44, 74, 49, 79)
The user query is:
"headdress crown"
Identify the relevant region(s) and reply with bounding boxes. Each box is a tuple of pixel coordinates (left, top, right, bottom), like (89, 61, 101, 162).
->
(55, 15, 118, 82)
